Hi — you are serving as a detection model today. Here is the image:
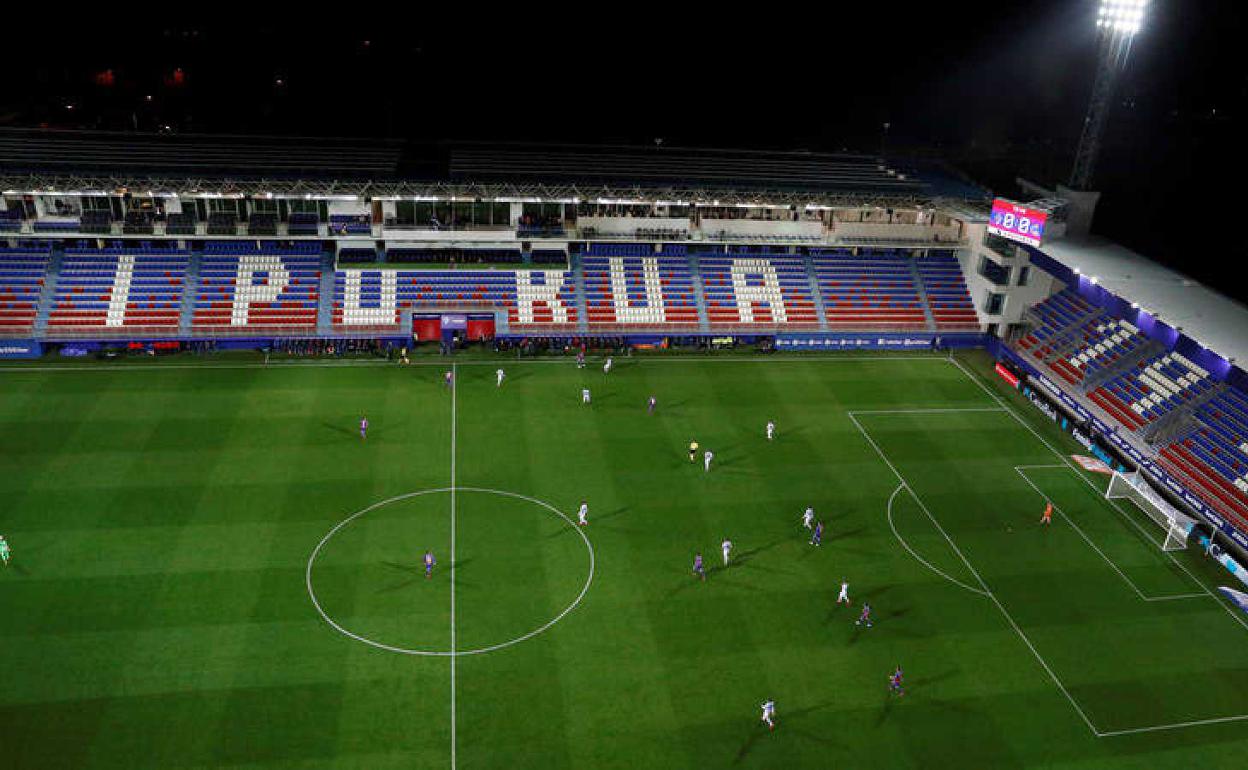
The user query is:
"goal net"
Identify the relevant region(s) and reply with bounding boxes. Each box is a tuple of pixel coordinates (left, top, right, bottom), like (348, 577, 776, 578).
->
(1105, 471, 1197, 551)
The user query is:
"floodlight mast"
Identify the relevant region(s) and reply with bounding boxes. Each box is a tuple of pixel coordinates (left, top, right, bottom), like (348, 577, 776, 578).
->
(1068, 0, 1147, 191)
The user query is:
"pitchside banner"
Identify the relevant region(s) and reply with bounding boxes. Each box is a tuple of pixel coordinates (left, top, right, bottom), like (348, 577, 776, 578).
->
(776, 333, 985, 351)
(0, 340, 41, 358)
(997, 345, 1248, 552)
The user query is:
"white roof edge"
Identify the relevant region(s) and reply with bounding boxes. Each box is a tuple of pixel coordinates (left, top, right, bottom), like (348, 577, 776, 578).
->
(1040, 236, 1248, 365)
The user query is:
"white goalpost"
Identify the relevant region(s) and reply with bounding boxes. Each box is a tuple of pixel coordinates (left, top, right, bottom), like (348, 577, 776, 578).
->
(1105, 470, 1197, 551)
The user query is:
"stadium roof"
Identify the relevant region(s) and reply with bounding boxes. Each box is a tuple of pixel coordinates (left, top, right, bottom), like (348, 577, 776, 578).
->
(1042, 237, 1248, 366)
(0, 130, 989, 207)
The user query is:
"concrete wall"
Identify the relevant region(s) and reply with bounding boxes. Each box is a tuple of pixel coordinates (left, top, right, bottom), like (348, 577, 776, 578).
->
(699, 219, 823, 239)
(959, 222, 1060, 332)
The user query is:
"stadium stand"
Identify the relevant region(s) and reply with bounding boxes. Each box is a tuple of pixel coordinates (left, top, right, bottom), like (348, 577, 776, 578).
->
(333, 268, 578, 331)
(813, 249, 927, 328)
(0, 209, 22, 231)
(1159, 390, 1248, 530)
(699, 254, 819, 328)
(165, 212, 197, 235)
(207, 212, 238, 236)
(329, 215, 370, 235)
(580, 244, 700, 328)
(287, 213, 320, 236)
(193, 243, 321, 330)
(915, 251, 979, 329)
(1089, 352, 1213, 432)
(0, 246, 50, 332)
(47, 245, 189, 331)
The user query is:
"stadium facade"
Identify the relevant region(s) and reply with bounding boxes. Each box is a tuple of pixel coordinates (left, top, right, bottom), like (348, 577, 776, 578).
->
(3, 131, 1248, 559)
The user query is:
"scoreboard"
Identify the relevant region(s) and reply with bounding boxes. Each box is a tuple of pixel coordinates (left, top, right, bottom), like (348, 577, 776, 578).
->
(987, 199, 1048, 247)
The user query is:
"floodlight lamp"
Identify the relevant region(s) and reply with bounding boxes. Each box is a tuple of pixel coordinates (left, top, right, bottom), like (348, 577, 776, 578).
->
(1097, 0, 1146, 35)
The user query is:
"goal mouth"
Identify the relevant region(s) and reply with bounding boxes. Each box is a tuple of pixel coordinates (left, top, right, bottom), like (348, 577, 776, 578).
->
(1105, 471, 1197, 551)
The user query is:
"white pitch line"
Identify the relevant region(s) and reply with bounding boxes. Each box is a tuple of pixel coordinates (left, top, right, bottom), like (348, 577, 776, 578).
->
(1013, 466, 1200, 602)
(1096, 712, 1248, 737)
(947, 355, 1248, 634)
(449, 362, 458, 770)
(850, 410, 1101, 736)
(885, 483, 989, 596)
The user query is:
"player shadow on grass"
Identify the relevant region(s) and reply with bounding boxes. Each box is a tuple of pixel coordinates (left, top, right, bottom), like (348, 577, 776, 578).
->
(730, 538, 786, 567)
(321, 422, 357, 439)
(827, 525, 867, 542)
(734, 700, 840, 763)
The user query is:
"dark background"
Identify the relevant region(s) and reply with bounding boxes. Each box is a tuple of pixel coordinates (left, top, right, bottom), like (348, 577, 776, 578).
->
(1, 3, 1243, 297)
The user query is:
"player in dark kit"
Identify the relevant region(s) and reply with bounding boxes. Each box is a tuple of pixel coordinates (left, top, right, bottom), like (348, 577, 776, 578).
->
(692, 553, 705, 581)
(424, 551, 436, 578)
(889, 666, 904, 697)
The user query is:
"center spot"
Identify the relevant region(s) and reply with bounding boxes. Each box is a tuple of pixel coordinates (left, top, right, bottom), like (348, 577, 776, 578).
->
(307, 488, 593, 655)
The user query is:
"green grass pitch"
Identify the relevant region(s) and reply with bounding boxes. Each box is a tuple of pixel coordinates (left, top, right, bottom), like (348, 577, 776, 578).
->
(2, 350, 1248, 769)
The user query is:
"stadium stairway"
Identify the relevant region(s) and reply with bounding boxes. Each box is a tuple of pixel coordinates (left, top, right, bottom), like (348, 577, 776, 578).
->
(31, 247, 63, 336)
(317, 252, 337, 335)
(907, 258, 939, 332)
(1081, 338, 1165, 392)
(177, 252, 201, 336)
(802, 253, 830, 329)
(572, 257, 590, 333)
(686, 254, 711, 332)
(1146, 382, 1226, 447)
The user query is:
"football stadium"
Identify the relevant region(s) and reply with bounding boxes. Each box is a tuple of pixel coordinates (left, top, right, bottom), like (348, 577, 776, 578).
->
(3, 4, 1248, 768)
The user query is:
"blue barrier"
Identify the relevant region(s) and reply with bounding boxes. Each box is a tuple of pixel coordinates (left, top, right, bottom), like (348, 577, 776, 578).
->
(776, 332, 986, 351)
(0, 340, 41, 358)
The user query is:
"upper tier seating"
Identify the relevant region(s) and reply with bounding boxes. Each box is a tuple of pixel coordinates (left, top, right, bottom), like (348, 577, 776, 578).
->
(813, 250, 926, 328)
(915, 252, 979, 328)
(47, 249, 189, 330)
(288, 213, 320, 236)
(333, 269, 578, 330)
(0, 248, 51, 331)
(329, 215, 370, 235)
(193, 247, 321, 329)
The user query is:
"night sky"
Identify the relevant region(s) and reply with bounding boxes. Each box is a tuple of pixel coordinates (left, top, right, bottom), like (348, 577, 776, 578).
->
(1, 2, 1243, 295)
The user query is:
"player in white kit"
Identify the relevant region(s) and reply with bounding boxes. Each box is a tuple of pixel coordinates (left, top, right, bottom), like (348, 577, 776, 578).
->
(760, 700, 776, 730)
(837, 579, 850, 604)
(603, 357, 613, 374)
(496, 368, 505, 387)
(721, 538, 733, 566)
(577, 501, 588, 526)
(802, 507, 815, 530)
(582, 388, 591, 404)
(703, 450, 714, 472)
(766, 421, 775, 441)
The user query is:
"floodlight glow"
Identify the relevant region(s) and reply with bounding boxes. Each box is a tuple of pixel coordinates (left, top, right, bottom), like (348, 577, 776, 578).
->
(1096, 0, 1146, 34)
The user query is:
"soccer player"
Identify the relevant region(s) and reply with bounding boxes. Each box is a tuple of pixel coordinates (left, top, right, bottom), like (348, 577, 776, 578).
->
(692, 552, 705, 581)
(889, 666, 905, 697)
(721, 538, 733, 566)
(766, 421, 776, 441)
(688, 440, 700, 463)
(496, 368, 505, 388)
(577, 500, 589, 527)
(423, 550, 436, 579)
(856, 601, 873, 627)
(582, 388, 592, 405)
(647, 395, 657, 414)
(576, 349, 586, 369)
(359, 416, 369, 440)
(603, 357, 613, 374)
(760, 700, 776, 731)
(1040, 501, 1053, 526)
(704, 449, 714, 472)
(802, 506, 815, 530)
(810, 520, 823, 547)
(0, 534, 9, 566)
(444, 370, 453, 388)
(837, 579, 850, 605)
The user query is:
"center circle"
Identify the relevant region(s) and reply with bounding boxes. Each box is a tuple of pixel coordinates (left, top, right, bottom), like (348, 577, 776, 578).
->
(306, 487, 594, 656)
